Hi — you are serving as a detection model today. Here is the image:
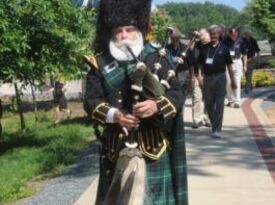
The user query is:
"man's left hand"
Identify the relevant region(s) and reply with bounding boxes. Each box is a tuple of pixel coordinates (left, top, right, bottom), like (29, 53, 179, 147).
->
(133, 100, 158, 118)
(231, 81, 237, 90)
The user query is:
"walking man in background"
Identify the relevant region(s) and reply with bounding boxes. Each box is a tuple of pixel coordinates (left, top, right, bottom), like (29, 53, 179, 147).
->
(167, 28, 195, 104)
(198, 25, 237, 138)
(224, 27, 247, 108)
(52, 81, 72, 124)
(242, 29, 260, 94)
(191, 28, 211, 128)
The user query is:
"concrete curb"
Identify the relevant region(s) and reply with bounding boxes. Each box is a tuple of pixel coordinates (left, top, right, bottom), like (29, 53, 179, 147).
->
(73, 176, 98, 205)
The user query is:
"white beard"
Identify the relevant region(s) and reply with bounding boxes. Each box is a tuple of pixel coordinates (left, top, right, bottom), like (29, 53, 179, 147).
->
(109, 32, 144, 61)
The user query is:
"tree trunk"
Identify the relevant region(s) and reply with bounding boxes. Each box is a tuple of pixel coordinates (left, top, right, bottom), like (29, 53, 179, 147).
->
(29, 80, 38, 121)
(0, 98, 3, 140)
(14, 83, 26, 131)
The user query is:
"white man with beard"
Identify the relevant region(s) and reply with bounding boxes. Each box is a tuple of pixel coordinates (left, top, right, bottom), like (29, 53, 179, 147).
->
(224, 27, 248, 108)
(83, 0, 187, 204)
(190, 28, 212, 128)
(198, 25, 237, 138)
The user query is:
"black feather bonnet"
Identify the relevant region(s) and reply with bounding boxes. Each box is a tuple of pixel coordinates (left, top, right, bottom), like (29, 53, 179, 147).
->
(93, 0, 152, 53)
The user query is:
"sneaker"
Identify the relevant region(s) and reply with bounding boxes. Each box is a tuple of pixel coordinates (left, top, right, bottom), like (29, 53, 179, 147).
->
(212, 131, 222, 139)
(204, 121, 211, 127)
(226, 102, 233, 107)
(234, 104, 240, 109)
(192, 121, 203, 129)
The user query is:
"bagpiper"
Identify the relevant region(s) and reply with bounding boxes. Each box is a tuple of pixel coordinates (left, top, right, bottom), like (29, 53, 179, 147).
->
(84, 0, 188, 204)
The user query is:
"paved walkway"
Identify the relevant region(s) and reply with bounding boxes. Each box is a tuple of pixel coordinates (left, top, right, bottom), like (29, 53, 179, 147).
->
(186, 88, 275, 205)
(19, 88, 275, 205)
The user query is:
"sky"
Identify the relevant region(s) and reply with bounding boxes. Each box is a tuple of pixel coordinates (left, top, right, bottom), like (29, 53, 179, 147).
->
(153, 0, 246, 11)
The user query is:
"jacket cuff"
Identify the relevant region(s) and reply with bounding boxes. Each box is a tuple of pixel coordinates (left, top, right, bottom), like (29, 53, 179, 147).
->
(156, 96, 177, 121)
(92, 103, 112, 124)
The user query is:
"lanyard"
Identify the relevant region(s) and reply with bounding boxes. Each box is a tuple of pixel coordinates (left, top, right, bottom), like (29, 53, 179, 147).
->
(207, 42, 220, 60)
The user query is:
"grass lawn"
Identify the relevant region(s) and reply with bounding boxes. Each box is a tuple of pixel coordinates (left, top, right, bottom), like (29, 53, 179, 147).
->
(0, 110, 94, 204)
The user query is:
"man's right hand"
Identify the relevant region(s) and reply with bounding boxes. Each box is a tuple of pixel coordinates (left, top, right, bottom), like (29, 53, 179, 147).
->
(189, 77, 196, 90)
(198, 76, 204, 87)
(114, 111, 140, 129)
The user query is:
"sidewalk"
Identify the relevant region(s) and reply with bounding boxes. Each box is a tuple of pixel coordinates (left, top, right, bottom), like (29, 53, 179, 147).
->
(76, 89, 275, 205)
(19, 88, 275, 205)
(186, 89, 275, 205)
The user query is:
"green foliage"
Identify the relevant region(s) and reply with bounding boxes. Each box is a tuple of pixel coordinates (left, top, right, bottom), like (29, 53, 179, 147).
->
(251, 0, 275, 38)
(160, 1, 269, 39)
(241, 70, 275, 87)
(161, 2, 239, 36)
(236, 5, 268, 40)
(151, 9, 174, 45)
(0, 112, 93, 203)
(0, 0, 95, 84)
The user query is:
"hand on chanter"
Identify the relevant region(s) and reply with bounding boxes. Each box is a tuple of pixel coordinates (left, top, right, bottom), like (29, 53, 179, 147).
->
(133, 100, 158, 118)
(114, 110, 140, 129)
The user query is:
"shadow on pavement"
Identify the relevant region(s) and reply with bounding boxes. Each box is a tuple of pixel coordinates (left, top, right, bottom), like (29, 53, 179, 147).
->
(186, 124, 272, 177)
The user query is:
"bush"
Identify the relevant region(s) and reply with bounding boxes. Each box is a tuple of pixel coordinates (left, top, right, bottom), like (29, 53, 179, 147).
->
(241, 70, 275, 88)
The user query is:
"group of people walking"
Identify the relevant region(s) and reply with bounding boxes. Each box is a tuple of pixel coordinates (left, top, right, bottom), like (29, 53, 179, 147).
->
(166, 24, 260, 138)
(80, 0, 260, 204)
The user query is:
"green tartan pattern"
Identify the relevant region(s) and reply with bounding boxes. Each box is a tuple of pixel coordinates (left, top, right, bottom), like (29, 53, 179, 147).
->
(144, 112, 188, 205)
(100, 44, 159, 94)
(169, 112, 188, 205)
(143, 151, 175, 205)
(95, 112, 188, 205)
(101, 62, 136, 93)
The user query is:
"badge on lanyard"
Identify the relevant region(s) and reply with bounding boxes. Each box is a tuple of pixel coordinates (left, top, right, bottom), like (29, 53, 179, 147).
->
(230, 50, 235, 56)
(206, 58, 213, 65)
(206, 42, 220, 65)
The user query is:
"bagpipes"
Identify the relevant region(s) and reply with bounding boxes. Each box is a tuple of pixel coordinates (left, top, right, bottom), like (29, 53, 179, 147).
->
(171, 30, 200, 93)
(174, 30, 200, 66)
(152, 28, 200, 90)
(103, 28, 200, 205)
(103, 46, 154, 205)
(103, 34, 171, 205)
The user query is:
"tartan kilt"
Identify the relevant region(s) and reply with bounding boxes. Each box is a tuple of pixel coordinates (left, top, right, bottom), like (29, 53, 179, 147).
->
(95, 114, 188, 205)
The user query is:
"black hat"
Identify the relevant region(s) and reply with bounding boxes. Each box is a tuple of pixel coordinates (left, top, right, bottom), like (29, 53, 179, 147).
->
(93, 0, 152, 53)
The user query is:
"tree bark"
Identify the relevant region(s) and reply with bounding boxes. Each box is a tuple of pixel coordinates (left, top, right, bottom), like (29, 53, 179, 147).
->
(0, 98, 3, 140)
(29, 79, 38, 121)
(14, 83, 26, 131)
